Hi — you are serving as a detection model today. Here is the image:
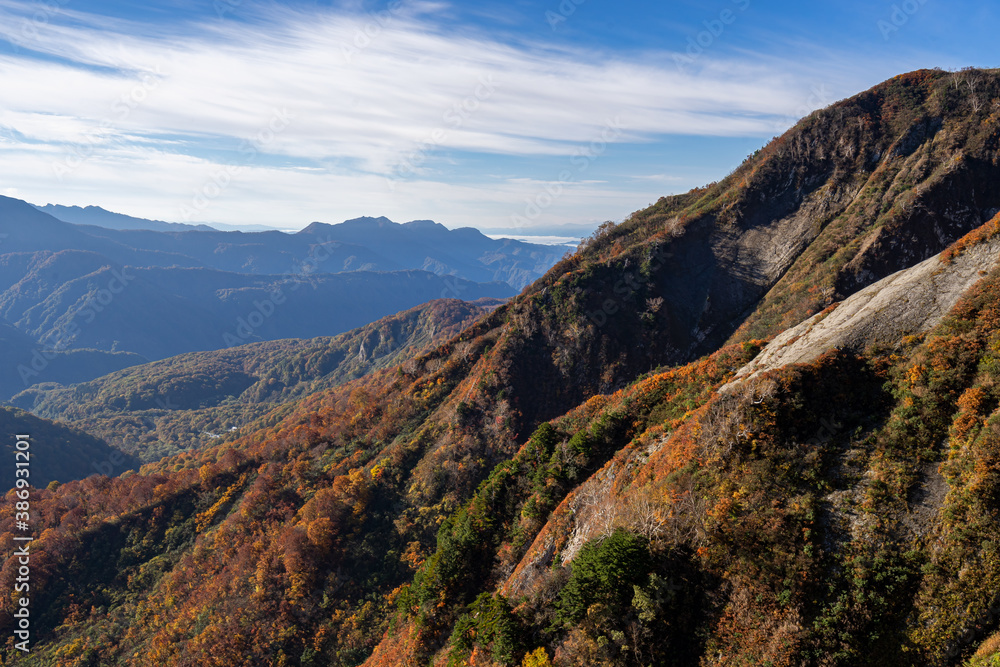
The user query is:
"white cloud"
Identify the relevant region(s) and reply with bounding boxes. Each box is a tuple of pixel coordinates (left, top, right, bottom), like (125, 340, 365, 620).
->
(0, 1, 861, 228)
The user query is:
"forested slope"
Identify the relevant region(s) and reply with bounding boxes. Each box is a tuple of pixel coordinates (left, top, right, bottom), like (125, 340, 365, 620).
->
(11, 299, 495, 462)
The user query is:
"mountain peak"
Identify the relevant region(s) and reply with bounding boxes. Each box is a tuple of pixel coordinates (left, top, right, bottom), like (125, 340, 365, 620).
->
(0, 194, 50, 215)
(343, 215, 396, 227)
(299, 216, 398, 234)
(401, 219, 445, 231)
(0, 196, 74, 232)
(297, 221, 332, 234)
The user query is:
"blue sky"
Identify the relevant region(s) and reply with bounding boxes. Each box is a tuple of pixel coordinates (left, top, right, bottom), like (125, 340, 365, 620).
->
(0, 0, 993, 233)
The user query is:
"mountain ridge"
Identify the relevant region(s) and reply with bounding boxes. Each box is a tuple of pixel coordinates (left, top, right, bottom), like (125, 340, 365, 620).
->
(3, 197, 563, 288)
(34, 203, 217, 232)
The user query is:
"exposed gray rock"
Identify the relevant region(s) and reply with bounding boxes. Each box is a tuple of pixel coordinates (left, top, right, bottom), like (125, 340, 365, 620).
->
(722, 237, 1000, 390)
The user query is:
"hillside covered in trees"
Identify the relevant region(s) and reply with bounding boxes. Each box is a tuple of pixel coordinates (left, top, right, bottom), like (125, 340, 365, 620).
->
(10, 298, 498, 463)
(5, 69, 1000, 666)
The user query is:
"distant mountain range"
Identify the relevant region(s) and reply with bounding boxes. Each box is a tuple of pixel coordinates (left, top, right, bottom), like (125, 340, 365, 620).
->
(35, 203, 593, 242)
(33, 204, 217, 232)
(10, 199, 562, 287)
(0, 197, 553, 396)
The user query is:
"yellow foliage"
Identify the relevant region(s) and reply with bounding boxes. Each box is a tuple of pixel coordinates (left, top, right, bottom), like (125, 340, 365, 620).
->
(907, 364, 926, 386)
(972, 631, 1000, 662)
(195, 471, 251, 531)
(521, 647, 553, 667)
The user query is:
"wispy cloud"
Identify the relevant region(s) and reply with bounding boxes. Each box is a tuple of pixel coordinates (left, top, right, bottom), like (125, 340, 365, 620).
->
(0, 1, 857, 228)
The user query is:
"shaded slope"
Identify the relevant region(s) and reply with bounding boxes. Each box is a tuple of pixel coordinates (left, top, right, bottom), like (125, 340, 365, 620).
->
(0, 316, 146, 400)
(0, 407, 138, 492)
(552, 69, 1000, 361)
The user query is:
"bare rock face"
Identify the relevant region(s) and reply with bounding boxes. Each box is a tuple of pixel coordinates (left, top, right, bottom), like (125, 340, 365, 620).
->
(722, 236, 1000, 390)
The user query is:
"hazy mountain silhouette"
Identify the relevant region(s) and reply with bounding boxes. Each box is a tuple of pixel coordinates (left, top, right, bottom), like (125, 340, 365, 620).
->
(0, 198, 525, 396)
